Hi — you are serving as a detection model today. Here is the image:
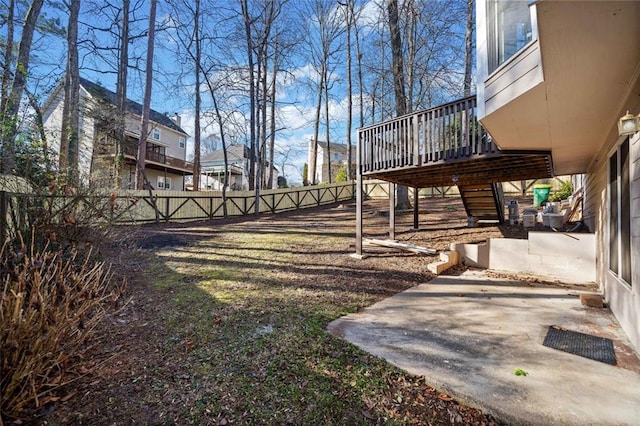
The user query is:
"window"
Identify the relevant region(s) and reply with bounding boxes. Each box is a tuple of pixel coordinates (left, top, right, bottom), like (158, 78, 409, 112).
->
(333, 153, 339, 161)
(608, 138, 631, 286)
(152, 127, 161, 140)
(487, 0, 533, 73)
(179, 136, 186, 149)
(157, 176, 172, 190)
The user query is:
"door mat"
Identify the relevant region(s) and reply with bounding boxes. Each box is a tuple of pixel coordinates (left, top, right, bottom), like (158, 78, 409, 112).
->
(543, 326, 616, 365)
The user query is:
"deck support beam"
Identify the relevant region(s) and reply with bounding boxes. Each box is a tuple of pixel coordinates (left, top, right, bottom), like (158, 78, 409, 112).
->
(389, 182, 395, 240)
(413, 187, 419, 230)
(355, 173, 363, 257)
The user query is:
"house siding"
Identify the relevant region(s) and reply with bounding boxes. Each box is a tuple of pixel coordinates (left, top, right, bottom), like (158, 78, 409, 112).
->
(585, 118, 640, 351)
(482, 41, 544, 118)
(43, 79, 190, 190)
(42, 86, 96, 181)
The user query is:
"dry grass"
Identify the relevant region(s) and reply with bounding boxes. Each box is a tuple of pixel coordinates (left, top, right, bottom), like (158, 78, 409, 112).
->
(0, 239, 125, 421)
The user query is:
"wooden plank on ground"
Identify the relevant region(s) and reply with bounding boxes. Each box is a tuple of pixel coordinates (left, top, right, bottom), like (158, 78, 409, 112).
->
(363, 238, 437, 255)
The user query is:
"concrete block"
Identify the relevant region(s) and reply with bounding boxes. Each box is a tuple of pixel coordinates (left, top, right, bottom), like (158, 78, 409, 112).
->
(451, 242, 489, 268)
(440, 250, 460, 264)
(580, 293, 604, 308)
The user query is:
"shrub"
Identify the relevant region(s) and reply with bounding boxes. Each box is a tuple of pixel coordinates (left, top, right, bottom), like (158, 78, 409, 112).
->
(549, 180, 573, 202)
(0, 239, 125, 421)
(335, 165, 348, 183)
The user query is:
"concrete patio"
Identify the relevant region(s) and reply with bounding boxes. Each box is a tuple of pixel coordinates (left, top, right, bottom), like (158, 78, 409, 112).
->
(327, 269, 640, 425)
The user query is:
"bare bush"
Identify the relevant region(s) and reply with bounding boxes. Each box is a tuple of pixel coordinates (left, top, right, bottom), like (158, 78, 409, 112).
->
(0, 238, 126, 421)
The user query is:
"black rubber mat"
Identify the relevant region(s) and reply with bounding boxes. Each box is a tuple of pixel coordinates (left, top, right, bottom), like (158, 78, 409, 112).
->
(543, 326, 617, 365)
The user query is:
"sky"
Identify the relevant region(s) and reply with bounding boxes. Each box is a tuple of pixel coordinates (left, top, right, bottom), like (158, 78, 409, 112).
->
(10, 0, 470, 185)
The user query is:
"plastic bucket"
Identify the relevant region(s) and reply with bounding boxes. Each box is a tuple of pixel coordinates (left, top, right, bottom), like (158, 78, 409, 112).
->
(533, 186, 551, 207)
(548, 213, 564, 228)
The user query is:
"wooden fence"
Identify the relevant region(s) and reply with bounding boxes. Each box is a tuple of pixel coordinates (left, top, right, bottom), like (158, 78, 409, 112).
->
(0, 182, 357, 240)
(363, 177, 572, 200)
(0, 176, 574, 239)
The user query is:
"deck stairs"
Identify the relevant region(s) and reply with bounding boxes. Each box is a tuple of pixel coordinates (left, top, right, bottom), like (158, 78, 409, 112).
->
(459, 183, 505, 223)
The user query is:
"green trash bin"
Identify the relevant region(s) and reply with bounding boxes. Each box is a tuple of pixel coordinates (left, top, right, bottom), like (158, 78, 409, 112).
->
(533, 185, 551, 207)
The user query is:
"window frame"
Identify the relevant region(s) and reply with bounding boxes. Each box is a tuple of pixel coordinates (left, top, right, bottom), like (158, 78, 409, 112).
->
(179, 136, 186, 149)
(486, 0, 537, 74)
(608, 137, 632, 288)
(152, 127, 161, 141)
(157, 176, 172, 190)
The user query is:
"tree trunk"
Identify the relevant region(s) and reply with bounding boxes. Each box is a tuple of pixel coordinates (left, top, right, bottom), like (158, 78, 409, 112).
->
(344, 0, 353, 180)
(0, 0, 15, 115)
(192, 0, 202, 191)
(240, 0, 256, 192)
(137, 0, 157, 190)
(310, 63, 323, 185)
(267, 42, 278, 189)
(323, 69, 331, 183)
(405, 0, 416, 113)
(60, 0, 81, 186)
(1, 0, 44, 174)
(115, 0, 129, 188)
(205, 77, 229, 218)
(354, 3, 364, 129)
(386, 0, 407, 116)
(464, 0, 474, 97)
(386, 0, 411, 210)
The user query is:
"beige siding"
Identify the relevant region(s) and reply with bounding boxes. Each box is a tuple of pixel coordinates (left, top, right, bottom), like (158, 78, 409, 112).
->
(124, 115, 186, 161)
(586, 124, 640, 351)
(483, 41, 544, 118)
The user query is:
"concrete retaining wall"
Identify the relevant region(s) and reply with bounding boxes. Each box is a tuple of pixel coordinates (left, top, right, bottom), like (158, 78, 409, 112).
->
(452, 232, 596, 284)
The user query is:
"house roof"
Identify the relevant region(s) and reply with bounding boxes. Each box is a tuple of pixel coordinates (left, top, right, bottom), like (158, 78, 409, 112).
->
(200, 145, 251, 163)
(316, 141, 355, 154)
(79, 77, 188, 135)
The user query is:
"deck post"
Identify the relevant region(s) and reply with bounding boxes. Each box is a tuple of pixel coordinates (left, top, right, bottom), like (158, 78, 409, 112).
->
(389, 182, 395, 240)
(413, 187, 419, 230)
(354, 128, 364, 259)
(355, 173, 363, 257)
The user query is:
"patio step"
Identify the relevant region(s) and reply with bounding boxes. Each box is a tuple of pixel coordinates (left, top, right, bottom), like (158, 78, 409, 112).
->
(427, 250, 460, 275)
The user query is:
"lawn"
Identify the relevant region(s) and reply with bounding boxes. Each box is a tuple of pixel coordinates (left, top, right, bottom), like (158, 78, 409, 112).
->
(46, 198, 507, 425)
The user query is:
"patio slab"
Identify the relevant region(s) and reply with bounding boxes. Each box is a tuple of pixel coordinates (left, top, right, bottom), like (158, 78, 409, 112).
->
(327, 269, 640, 425)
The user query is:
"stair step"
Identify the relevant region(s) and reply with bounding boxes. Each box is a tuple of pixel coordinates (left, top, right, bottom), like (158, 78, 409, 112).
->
(427, 261, 449, 274)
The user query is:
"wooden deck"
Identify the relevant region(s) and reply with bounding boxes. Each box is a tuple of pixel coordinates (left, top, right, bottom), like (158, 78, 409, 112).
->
(358, 96, 553, 187)
(354, 95, 553, 256)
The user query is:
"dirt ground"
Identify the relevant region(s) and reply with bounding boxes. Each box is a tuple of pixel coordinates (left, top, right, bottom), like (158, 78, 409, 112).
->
(29, 195, 552, 425)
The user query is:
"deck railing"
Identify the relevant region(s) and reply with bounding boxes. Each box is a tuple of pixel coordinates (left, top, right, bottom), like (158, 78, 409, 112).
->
(124, 145, 194, 171)
(359, 95, 496, 174)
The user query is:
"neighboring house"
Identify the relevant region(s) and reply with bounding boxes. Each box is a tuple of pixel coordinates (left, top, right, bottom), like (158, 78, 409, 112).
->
(192, 144, 278, 191)
(307, 140, 356, 184)
(476, 1, 640, 350)
(42, 77, 192, 190)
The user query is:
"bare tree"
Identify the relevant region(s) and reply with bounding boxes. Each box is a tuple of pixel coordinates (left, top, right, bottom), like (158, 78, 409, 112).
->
(166, 0, 205, 190)
(0, 0, 15, 116)
(192, 0, 202, 191)
(464, 0, 474, 97)
(1, 0, 45, 174)
(115, 0, 130, 188)
(239, 0, 257, 191)
(59, 0, 81, 186)
(387, 0, 407, 116)
(339, 0, 354, 180)
(136, 0, 157, 190)
(386, 0, 410, 209)
(305, 0, 343, 185)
